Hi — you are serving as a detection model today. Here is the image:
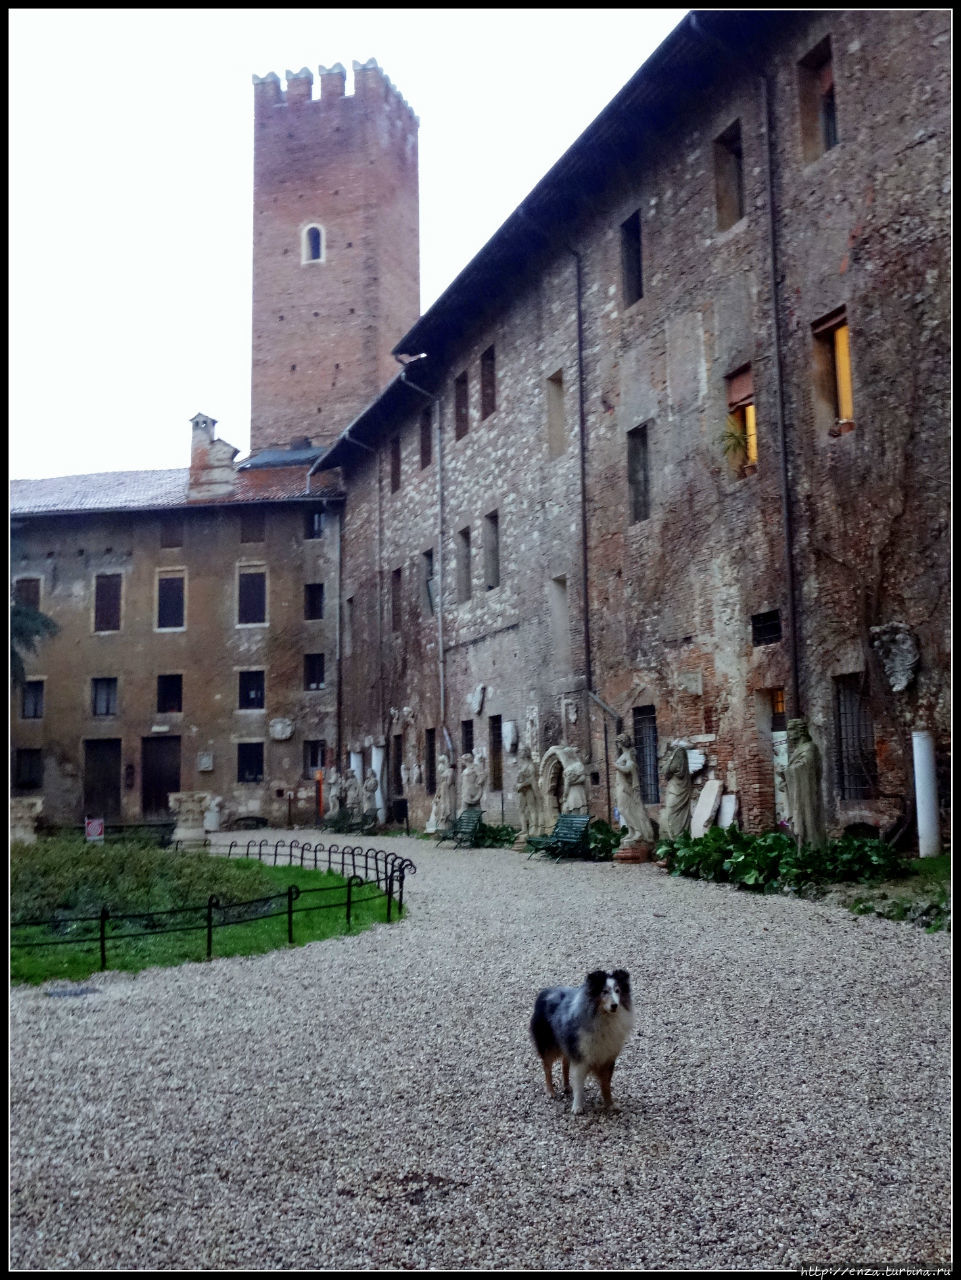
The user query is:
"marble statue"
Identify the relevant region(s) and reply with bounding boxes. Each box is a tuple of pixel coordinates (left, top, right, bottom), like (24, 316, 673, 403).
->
(561, 746, 588, 815)
(460, 752, 484, 809)
(613, 733, 655, 843)
(785, 718, 827, 851)
(344, 769, 362, 819)
(661, 743, 693, 840)
(325, 765, 344, 817)
(436, 754, 454, 829)
(363, 768, 380, 818)
(515, 743, 540, 838)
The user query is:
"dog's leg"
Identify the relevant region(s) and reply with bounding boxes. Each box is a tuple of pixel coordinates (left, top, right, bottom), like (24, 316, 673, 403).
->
(541, 1051, 559, 1097)
(569, 1062, 589, 1115)
(597, 1061, 615, 1107)
(562, 1056, 570, 1095)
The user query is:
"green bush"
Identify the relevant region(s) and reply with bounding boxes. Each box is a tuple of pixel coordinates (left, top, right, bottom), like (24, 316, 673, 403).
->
(587, 820, 624, 862)
(656, 826, 911, 893)
(477, 821, 519, 848)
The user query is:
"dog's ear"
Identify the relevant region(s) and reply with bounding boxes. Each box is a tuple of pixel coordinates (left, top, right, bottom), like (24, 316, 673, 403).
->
(586, 969, 609, 996)
(613, 969, 631, 1007)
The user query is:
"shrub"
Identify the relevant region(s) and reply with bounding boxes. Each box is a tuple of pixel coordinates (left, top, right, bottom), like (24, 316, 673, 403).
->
(587, 820, 623, 862)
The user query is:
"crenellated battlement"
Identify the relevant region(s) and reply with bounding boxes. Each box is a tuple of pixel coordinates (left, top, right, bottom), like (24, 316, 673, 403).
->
(252, 58, 418, 124)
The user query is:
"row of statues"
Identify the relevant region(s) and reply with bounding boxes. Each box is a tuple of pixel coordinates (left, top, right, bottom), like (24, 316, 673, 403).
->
(323, 715, 826, 850)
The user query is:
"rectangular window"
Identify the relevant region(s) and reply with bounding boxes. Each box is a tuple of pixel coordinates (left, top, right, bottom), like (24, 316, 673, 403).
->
(834, 673, 878, 800)
(237, 569, 266, 624)
(771, 688, 787, 733)
(156, 674, 183, 713)
(94, 573, 122, 632)
(480, 345, 496, 419)
(303, 739, 326, 779)
(714, 119, 745, 230)
(425, 727, 437, 796)
(391, 567, 402, 632)
(457, 527, 472, 603)
(454, 371, 469, 440)
(488, 714, 503, 792)
(21, 680, 44, 719)
(549, 575, 571, 671)
(546, 369, 566, 458)
(422, 548, 435, 615)
(304, 653, 325, 689)
(726, 365, 758, 469)
(237, 741, 264, 783)
(483, 510, 500, 590)
(304, 508, 324, 539)
(92, 677, 118, 717)
(752, 609, 782, 646)
(632, 704, 660, 804)
(238, 670, 265, 709)
(160, 516, 184, 548)
(420, 407, 433, 468)
(627, 424, 650, 523)
(15, 748, 43, 790)
(812, 307, 854, 431)
(14, 578, 41, 609)
(240, 508, 265, 543)
(620, 209, 643, 306)
(157, 574, 185, 629)
(461, 719, 474, 758)
(799, 37, 838, 163)
(304, 582, 325, 620)
(390, 435, 401, 493)
(344, 595, 354, 656)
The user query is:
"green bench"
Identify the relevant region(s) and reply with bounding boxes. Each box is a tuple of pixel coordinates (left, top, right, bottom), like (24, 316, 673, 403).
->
(436, 809, 483, 849)
(526, 813, 592, 862)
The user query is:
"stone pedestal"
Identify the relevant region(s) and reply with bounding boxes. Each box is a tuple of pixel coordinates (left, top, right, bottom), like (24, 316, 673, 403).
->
(169, 791, 209, 844)
(11, 796, 44, 845)
(614, 841, 653, 864)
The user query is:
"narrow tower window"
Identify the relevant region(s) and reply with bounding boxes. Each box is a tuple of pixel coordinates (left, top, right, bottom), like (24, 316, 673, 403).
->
(714, 119, 744, 230)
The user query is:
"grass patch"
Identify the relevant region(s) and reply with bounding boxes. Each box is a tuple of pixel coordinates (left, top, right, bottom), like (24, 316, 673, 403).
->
(11, 836, 403, 985)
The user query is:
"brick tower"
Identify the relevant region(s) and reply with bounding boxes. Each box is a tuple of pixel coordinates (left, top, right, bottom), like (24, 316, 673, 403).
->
(250, 59, 420, 453)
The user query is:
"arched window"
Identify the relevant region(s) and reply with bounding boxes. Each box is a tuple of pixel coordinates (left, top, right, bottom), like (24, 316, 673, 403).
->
(302, 224, 325, 264)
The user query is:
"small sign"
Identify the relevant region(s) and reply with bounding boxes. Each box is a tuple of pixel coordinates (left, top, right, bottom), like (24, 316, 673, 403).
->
(85, 817, 105, 843)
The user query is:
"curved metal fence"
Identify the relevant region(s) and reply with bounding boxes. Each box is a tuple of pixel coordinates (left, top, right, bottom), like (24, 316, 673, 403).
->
(11, 840, 417, 973)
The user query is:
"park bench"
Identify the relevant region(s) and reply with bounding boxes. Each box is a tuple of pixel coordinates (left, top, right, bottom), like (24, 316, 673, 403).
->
(436, 809, 483, 849)
(526, 813, 592, 862)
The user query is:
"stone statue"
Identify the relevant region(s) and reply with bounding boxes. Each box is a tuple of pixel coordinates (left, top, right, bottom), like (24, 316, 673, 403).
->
(203, 795, 224, 833)
(344, 769, 362, 819)
(870, 622, 919, 693)
(613, 733, 655, 843)
(436, 754, 454, 828)
(561, 746, 588, 815)
(460, 752, 483, 810)
(363, 768, 380, 818)
(515, 743, 540, 838)
(785, 718, 827, 851)
(325, 765, 344, 817)
(661, 744, 693, 840)
(474, 748, 489, 809)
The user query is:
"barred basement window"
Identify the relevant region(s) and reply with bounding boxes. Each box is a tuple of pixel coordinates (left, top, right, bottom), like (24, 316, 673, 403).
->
(834, 673, 878, 801)
(632, 704, 660, 804)
(391, 567, 402, 632)
(752, 609, 782, 646)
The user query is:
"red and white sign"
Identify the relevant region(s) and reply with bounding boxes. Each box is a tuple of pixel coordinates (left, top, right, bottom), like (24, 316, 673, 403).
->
(84, 817, 105, 843)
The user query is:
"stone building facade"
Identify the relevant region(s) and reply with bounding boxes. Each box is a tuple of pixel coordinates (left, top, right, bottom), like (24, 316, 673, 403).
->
(12, 13, 950, 843)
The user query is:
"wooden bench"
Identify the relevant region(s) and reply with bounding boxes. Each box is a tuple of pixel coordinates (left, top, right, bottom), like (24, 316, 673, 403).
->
(526, 813, 592, 862)
(436, 809, 483, 849)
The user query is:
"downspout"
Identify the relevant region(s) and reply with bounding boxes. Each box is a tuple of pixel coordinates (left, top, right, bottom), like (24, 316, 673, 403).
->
(688, 12, 802, 717)
(396, 359, 447, 751)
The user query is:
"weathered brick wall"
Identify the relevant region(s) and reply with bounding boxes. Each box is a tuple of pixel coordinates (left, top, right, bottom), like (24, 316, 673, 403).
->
(251, 65, 419, 454)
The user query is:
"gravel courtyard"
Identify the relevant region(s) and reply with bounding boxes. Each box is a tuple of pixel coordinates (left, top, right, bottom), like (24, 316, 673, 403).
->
(10, 834, 952, 1271)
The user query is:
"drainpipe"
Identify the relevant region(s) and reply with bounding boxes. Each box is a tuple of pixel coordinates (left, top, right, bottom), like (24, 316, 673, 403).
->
(688, 12, 802, 718)
(396, 357, 448, 750)
(912, 730, 941, 856)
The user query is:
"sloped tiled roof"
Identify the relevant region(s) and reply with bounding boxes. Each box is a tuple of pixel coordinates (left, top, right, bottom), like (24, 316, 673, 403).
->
(10, 466, 342, 517)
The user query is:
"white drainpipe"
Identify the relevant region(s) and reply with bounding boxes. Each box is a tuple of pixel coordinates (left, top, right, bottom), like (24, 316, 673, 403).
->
(911, 730, 941, 857)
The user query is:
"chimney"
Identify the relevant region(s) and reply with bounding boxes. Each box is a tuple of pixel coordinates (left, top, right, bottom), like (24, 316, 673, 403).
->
(189, 413, 239, 500)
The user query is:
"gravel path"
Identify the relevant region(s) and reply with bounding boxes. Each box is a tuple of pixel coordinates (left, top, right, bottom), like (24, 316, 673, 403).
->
(10, 834, 952, 1270)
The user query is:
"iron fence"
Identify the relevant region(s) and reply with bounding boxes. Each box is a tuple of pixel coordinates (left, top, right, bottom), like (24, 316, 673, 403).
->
(11, 840, 416, 973)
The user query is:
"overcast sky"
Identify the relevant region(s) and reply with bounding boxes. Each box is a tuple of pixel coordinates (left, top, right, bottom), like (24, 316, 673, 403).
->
(10, 7, 688, 479)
